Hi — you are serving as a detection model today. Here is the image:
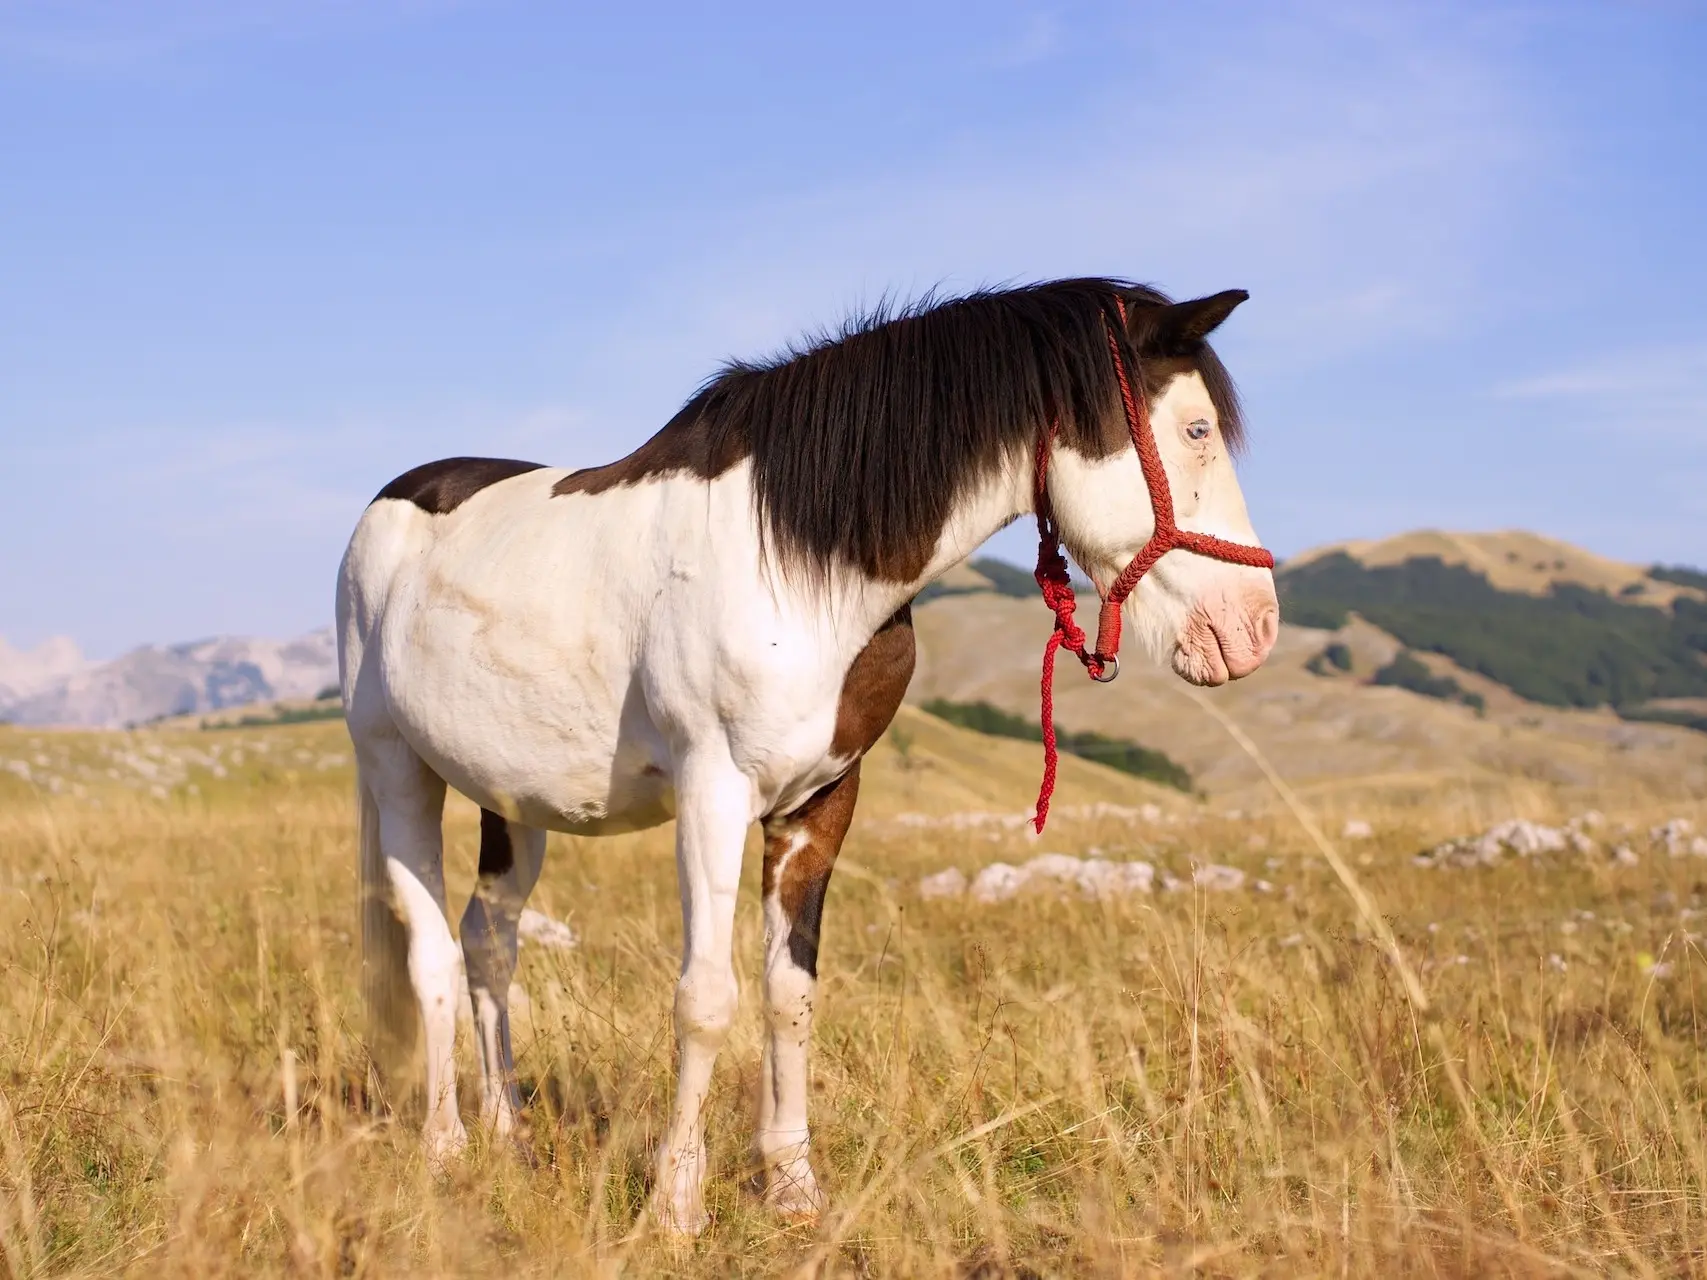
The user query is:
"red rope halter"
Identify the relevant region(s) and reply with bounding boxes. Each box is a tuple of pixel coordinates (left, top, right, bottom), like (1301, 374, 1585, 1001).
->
(1030, 298, 1275, 832)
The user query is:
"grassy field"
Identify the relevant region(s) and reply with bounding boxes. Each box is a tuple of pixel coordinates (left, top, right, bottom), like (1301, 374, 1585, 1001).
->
(1, 710, 1705, 1277)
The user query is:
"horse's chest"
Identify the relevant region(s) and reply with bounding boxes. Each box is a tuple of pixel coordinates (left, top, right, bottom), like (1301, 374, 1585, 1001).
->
(742, 605, 917, 816)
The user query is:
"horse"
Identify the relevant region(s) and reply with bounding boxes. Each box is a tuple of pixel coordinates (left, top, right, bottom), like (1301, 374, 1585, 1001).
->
(335, 277, 1279, 1234)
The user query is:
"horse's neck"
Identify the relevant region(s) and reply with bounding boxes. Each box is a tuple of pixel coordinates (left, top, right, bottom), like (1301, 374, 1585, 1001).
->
(848, 446, 1034, 624)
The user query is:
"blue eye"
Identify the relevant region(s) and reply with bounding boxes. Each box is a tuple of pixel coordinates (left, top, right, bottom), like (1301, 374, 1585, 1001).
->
(1186, 419, 1212, 441)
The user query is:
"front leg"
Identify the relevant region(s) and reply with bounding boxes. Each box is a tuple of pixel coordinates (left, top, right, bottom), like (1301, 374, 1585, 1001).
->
(652, 755, 752, 1236)
(757, 761, 861, 1221)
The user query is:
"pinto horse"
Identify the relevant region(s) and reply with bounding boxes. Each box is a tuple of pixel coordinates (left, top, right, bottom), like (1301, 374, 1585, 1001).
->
(336, 278, 1279, 1233)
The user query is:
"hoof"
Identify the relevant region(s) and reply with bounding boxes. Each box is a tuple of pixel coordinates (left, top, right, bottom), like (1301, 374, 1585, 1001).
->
(482, 1107, 539, 1167)
(507, 1132, 542, 1169)
(422, 1119, 469, 1168)
(763, 1163, 824, 1223)
(651, 1195, 710, 1238)
(652, 1141, 709, 1236)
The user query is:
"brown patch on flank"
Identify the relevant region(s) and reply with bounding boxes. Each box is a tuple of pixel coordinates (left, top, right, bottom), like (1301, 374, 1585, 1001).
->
(762, 764, 862, 978)
(477, 808, 514, 879)
(373, 457, 545, 514)
(830, 604, 916, 759)
(550, 409, 746, 497)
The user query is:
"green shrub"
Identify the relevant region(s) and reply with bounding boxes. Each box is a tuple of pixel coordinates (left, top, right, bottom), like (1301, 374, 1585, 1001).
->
(919, 698, 1193, 792)
(1305, 642, 1353, 676)
(203, 703, 345, 731)
(1650, 564, 1707, 591)
(1372, 650, 1484, 714)
(1618, 704, 1707, 734)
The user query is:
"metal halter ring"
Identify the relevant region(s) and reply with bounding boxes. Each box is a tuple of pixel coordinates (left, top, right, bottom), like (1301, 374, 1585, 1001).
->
(1090, 654, 1120, 683)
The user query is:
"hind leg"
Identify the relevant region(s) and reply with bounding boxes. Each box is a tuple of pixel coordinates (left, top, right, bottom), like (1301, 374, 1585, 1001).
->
(360, 734, 467, 1158)
(460, 810, 546, 1137)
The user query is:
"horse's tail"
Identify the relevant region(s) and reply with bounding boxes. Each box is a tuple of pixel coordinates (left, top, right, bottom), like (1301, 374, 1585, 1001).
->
(339, 498, 425, 1097)
(358, 768, 418, 1096)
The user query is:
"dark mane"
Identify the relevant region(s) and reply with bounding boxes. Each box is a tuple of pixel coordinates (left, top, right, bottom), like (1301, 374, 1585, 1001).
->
(554, 277, 1245, 583)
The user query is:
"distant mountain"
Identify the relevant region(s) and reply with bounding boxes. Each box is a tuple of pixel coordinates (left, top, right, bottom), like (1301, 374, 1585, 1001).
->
(915, 556, 1091, 604)
(0, 629, 337, 729)
(8, 528, 1703, 738)
(1283, 529, 1704, 607)
(0, 635, 91, 707)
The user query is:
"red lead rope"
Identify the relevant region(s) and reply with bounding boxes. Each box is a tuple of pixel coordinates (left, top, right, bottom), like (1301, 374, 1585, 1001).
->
(1030, 298, 1275, 832)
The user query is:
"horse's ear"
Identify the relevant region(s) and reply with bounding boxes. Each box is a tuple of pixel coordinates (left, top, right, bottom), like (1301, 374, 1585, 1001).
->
(1128, 289, 1248, 353)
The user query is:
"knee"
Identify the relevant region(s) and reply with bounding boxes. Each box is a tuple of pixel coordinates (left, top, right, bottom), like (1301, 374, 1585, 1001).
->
(763, 957, 815, 1030)
(675, 968, 738, 1044)
(459, 899, 516, 974)
(405, 924, 462, 1003)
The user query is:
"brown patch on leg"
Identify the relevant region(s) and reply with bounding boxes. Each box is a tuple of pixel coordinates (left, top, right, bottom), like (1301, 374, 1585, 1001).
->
(763, 766, 861, 978)
(761, 605, 914, 974)
(477, 809, 513, 878)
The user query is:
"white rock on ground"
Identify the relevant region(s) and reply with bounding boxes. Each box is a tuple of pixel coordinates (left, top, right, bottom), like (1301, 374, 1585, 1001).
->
(1192, 863, 1246, 892)
(1024, 853, 1157, 898)
(928, 852, 1227, 904)
(918, 867, 969, 899)
(1413, 813, 1707, 868)
(1649, 818, 1707, 858)
(518, 908, 578, 950)
(1341, 819, 1373, 840)
(969, 863, 1032, 904)
(1416, 819, 1574, 869)
(1077, 860, 1157, 896)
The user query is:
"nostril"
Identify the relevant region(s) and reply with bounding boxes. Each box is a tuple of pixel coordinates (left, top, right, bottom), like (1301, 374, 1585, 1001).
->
(1253, 605, 1279, 653)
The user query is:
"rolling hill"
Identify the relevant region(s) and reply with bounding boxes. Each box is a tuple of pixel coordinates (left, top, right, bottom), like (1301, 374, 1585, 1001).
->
(1277, 530, 1707, 722)
(908, 531, 1707, 809)
(10, 530, 1707, 812)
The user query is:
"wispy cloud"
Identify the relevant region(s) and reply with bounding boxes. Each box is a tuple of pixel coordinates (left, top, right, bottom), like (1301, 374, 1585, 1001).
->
(15, 398, 592, 545)
(555, 4, 1536, 403)
(1494, 342, 1707, 424)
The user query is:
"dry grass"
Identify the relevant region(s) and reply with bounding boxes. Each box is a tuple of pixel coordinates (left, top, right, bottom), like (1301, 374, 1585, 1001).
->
(1, 716, 1706, 1277)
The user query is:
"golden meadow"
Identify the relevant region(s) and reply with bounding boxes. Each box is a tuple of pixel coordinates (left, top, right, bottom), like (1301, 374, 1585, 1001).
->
(1, 707, 1704, 1277)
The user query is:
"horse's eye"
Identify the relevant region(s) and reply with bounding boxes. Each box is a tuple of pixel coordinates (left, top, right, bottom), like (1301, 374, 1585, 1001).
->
(1186, 418, 1212, 441)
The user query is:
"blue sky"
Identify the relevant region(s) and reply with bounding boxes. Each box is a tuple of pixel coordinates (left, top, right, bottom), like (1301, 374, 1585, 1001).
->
(2, 1, 1704, 657)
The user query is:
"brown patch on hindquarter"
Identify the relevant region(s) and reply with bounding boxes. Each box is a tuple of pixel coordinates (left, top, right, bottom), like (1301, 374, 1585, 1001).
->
(373, 457, 545, 514)
(762, 765, 861, 978)
(478, 808, 514, 878)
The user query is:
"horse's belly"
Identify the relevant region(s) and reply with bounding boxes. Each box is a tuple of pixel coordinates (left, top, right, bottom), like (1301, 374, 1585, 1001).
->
(379, 581, 669, 834)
